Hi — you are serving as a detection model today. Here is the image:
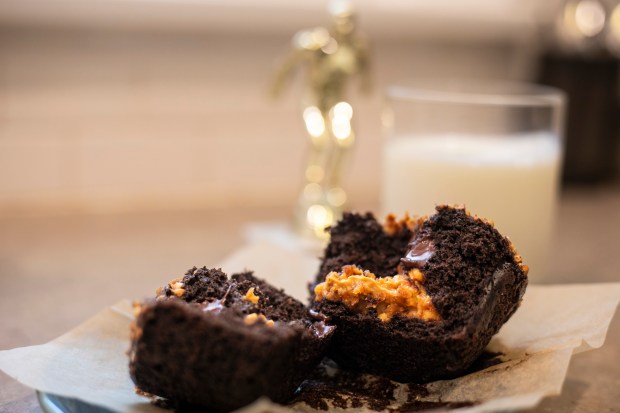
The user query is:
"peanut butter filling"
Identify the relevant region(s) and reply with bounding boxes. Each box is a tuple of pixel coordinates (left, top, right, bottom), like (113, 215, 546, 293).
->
(314, 265, 440, 322)
(156, 277, 185, 300)
(383, 212, 426, 236)
(243, 313, 275, 327)
(243, 287, 260, 304)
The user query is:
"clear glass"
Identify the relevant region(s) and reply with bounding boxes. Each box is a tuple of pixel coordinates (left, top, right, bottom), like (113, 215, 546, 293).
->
(381, 81, 566, 282)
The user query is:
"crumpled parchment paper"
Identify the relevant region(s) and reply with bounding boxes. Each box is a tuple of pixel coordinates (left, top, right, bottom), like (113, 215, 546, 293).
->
(1, 241, 619, 413)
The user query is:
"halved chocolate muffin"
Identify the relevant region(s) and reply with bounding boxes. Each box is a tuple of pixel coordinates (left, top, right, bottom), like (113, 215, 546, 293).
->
(312, 205, 528, 383)
(129, 267, 334, 412)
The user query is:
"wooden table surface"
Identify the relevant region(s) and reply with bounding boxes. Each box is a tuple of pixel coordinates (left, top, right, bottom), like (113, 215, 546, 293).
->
(1, 184, 619, 413)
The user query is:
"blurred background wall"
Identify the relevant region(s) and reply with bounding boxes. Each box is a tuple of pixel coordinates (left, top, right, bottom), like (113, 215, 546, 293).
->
(0, 0, 616, 217)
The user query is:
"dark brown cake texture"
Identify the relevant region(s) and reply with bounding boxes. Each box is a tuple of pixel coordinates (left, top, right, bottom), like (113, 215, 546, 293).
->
(129, 267, 335, 412)
(312, 205, 528, 383)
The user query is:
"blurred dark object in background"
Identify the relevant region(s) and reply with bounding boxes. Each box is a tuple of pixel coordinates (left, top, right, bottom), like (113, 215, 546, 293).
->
(537, 0, 620, 183)
(538, 52, 620, 183)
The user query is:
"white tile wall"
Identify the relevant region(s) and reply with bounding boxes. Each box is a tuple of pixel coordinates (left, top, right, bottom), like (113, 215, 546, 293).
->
(0, 28, 532, 216)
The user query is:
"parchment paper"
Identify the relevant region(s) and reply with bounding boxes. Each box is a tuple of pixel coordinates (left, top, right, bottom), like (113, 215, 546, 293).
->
(1, 241, 619, 413)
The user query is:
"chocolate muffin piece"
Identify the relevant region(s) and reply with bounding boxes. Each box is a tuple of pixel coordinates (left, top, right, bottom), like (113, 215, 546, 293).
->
(129, 267, 334, 412)
(312, 205, 528, 383)
(317, 211, 419, 280)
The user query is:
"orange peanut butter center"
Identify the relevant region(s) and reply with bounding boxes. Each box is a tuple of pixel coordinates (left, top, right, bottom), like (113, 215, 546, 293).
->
(314, 265, 440, 322)
(243, 287, 260, 304)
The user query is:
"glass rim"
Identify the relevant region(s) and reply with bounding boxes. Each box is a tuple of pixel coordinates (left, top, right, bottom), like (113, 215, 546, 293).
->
(386, 80, 566, 108)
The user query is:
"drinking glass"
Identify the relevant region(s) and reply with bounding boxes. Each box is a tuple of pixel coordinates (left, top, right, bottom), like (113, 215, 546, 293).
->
(381, 81, 566, 282)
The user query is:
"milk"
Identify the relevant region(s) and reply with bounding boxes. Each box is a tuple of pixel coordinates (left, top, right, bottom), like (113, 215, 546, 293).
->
(381, 132, 562, 281)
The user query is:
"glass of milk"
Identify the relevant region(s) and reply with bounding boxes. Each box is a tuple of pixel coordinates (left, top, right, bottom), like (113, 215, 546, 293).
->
(381, 81, 566, 282)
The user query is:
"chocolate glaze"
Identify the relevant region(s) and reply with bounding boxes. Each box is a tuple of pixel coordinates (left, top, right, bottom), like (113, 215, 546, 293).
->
(201, 299, 225, 314)
(401, 238, 435, 269)
(312, 321, 336, 338)
(309, 309, 329, 322)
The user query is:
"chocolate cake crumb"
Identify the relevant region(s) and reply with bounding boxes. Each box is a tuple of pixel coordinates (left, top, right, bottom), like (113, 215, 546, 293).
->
(289, 359, 479, 413)
(404, 383, 430, 399)
(396, 383, 478, 412)
(395, 399, 478, 412)
(289, 359, 397, 411)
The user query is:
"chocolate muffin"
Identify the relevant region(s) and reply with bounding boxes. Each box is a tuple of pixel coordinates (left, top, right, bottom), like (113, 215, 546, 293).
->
(312, 205, 528, 383)
(129, 267, 335, 412)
